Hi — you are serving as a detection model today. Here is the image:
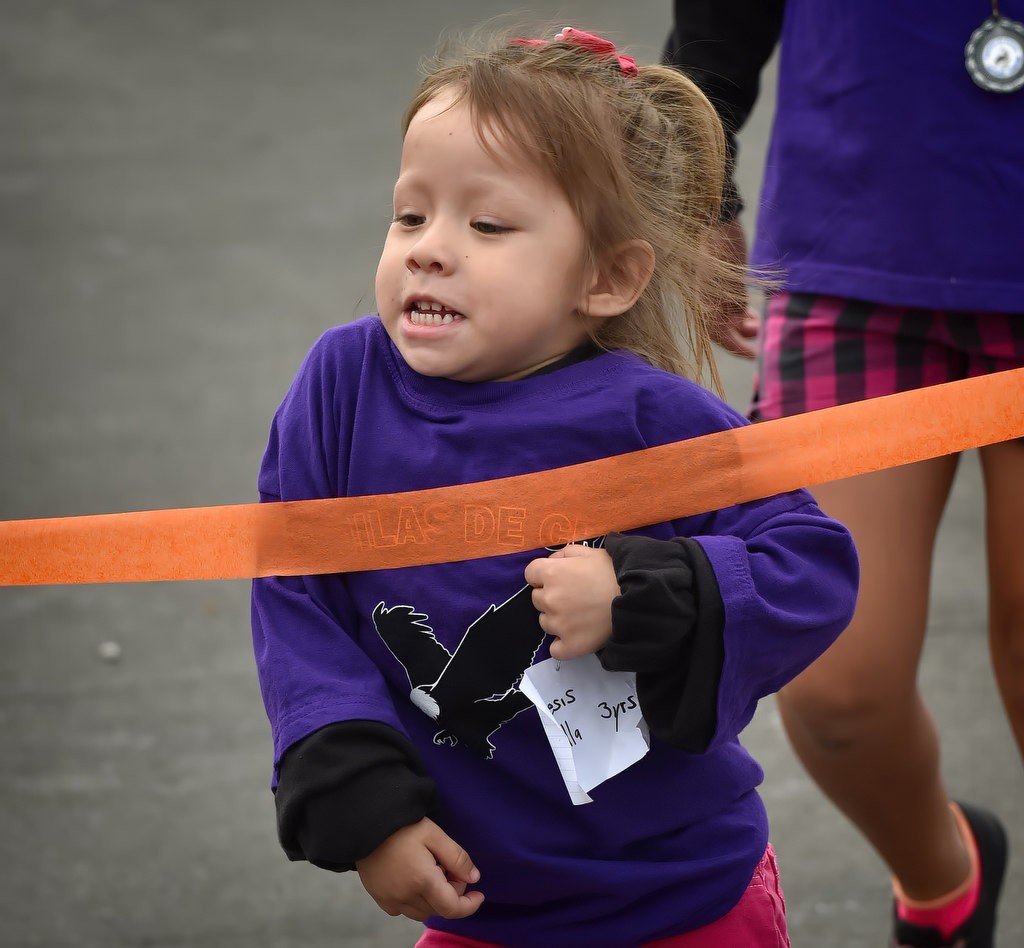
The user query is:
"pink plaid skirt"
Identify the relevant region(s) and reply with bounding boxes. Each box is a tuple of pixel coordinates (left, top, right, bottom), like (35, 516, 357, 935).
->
(749, 292, 1024, 421)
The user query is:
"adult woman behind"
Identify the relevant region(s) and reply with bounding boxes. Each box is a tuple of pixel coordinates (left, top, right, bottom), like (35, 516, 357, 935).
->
(664, 3, 1023, 946)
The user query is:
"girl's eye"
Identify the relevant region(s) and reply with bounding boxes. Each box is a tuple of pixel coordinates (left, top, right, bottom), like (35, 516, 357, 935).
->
(472, 220, 508, 235)
(394, 213, 424, 227)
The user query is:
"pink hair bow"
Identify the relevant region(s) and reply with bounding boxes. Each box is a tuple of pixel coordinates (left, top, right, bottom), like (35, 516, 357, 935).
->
(511, 27, 638, 78)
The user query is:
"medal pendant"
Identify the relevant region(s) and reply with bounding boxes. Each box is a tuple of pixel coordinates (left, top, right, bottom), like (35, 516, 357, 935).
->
(965, 16, 1024, 92)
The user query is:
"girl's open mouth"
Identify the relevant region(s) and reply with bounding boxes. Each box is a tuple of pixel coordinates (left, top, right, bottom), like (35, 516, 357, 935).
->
(407, 300, 466, 326)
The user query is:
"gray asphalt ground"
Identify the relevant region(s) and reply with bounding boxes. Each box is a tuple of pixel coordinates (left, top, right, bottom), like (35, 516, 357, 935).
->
(1, 3, 1021, 946)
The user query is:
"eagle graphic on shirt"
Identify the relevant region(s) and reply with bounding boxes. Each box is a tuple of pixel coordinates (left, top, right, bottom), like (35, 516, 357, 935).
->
(371, 537, 604, 760)
(372, 584, 544, 760)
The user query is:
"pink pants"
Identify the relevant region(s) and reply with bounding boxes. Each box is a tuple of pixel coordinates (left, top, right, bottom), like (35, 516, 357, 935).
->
(415, 844, 789, 948)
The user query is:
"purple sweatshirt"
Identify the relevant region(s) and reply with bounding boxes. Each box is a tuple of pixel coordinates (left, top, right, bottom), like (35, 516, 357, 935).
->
(252, 316, 858, 946)
(667, 0, 1024, 311)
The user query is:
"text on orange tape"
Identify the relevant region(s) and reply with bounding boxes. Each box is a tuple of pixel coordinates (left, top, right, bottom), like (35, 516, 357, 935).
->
(1, 368, 1022, 585)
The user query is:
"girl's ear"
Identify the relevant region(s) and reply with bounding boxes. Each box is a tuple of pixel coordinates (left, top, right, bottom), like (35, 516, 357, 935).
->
(581, 240, 655, 319)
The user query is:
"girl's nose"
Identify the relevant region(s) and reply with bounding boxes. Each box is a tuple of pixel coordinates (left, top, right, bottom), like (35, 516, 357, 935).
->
(406, 226, 451, 274)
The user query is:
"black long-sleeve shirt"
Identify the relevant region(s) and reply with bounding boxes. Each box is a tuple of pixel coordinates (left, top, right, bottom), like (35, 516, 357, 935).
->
(662, 0, 785, 219)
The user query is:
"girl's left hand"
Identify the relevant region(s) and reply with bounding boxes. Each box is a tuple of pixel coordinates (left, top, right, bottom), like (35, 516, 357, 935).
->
(524, 544, 619, 660)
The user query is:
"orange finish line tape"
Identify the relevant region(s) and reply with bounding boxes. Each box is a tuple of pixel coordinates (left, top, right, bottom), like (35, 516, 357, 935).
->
(2, 368, 1023, 586)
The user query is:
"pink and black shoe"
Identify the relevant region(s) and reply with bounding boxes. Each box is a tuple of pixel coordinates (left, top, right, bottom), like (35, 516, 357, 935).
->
(890, 802, 1007, 948)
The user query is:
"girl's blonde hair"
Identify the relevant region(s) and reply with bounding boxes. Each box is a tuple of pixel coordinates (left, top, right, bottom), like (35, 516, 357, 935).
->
(404, 28, 748, 391)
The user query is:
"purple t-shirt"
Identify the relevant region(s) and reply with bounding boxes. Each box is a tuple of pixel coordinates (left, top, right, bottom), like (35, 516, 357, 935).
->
(252, 317, 858, 945)
(753, 2, 1024, 310)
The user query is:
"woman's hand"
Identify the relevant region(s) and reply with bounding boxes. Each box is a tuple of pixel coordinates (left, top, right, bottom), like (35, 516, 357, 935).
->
(706, 218, 759, 359)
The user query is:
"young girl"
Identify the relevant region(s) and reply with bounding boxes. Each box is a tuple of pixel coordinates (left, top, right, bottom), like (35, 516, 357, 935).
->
(251, 27, 858, 947)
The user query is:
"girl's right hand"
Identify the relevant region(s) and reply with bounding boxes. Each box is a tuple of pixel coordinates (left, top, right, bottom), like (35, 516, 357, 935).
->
(355, 818, 485, 921)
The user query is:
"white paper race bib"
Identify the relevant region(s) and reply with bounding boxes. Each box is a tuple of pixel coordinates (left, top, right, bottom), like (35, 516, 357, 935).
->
(520, 653, 650, 805)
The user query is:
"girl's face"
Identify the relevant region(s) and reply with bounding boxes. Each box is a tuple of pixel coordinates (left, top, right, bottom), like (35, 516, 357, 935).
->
(375, 91, 593, 382)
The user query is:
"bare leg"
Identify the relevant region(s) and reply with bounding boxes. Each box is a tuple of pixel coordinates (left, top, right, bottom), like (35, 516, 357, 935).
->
(777, 455, 972, 900)
(980, 439, 1024, 763)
